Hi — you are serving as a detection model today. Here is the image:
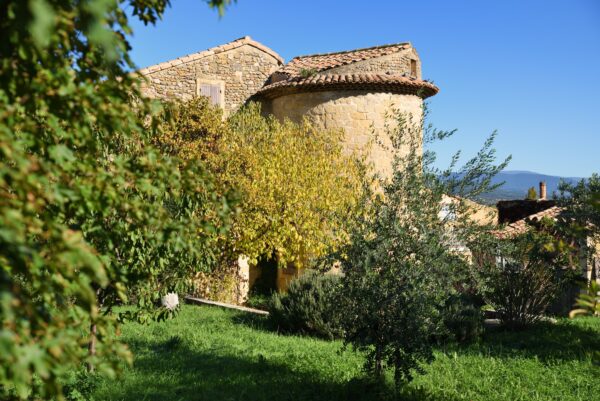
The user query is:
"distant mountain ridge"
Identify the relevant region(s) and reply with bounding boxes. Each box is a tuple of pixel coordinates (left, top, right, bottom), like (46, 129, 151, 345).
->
(475, 170, 583, 204)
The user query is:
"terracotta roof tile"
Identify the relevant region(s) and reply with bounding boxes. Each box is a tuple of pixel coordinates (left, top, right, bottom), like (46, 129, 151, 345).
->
(493, 206, 564, 239)
(279, 42, 411, 77)
(255, 73, 439, 99)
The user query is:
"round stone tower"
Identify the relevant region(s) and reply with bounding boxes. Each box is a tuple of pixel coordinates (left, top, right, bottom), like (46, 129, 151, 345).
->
(256, 42, 438, 178)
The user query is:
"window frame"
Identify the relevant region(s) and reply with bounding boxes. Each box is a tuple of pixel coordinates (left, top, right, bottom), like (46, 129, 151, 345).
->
(196, 78, 225, 109)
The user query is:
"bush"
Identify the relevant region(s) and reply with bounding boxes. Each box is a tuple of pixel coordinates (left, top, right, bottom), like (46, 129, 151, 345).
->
(268, 271, 343, 339)
(474, 227, 574, 329)
(191, 260, 242, 304)
(439, 294, 484, 343)
(61, 369, 99, 401)
(480, 261, 561, 329)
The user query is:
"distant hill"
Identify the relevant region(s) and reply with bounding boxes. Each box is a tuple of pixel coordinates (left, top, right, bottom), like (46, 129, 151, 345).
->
(473, 170, 583, 205)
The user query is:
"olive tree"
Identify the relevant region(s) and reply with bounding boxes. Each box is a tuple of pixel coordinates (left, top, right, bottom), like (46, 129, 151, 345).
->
(338, 107, 509, 385)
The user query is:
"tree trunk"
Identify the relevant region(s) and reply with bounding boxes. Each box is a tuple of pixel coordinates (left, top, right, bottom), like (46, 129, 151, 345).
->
(375, 345, 383, 378)
(87, 322, 97, 373)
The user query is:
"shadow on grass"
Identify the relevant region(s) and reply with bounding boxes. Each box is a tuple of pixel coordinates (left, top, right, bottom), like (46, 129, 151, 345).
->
(450, 319, 600, 364)
(107, 335, 459, 401)
(231, 311, 274, 332)
(233, 309, 600, 365)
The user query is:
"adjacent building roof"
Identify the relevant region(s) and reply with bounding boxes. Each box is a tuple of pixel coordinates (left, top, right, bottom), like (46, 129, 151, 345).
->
(493, 206, 564, 239)
(256, 41, 438, 100)
(278, 42, 412, 78)
(497, 199, 557, 224)
(137, 36, 284, 75)
(255, 73, 439, 99)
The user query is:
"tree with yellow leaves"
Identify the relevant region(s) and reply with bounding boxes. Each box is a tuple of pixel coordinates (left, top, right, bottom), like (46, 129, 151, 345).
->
(157, 98, 368, 269)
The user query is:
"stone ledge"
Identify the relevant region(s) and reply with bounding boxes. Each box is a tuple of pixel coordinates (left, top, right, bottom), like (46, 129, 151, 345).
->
(185, 296, 269, 315)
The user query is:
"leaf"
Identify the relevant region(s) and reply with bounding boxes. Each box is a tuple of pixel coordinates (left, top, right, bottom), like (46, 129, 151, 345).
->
(28, 0, 55, 49)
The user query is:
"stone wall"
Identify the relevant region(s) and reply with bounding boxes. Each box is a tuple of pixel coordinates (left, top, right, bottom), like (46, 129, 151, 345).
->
(327, 48, 421, 79)
(270, 90, 423, 179)
(139, 44, 281, 114)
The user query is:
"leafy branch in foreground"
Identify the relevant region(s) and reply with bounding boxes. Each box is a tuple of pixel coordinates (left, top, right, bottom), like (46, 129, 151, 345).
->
(0, 1, 233, 399)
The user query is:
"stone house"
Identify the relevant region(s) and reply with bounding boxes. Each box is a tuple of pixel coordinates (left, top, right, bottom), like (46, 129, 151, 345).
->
(137, 36, 439, 300)
(138, 36, 438, 179)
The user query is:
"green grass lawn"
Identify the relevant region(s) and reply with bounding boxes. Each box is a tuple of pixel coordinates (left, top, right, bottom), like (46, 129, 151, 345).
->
(93, 305, 600, 401)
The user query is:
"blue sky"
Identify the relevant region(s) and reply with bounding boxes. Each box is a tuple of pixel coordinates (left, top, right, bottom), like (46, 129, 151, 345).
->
(127, 0, 600, 177)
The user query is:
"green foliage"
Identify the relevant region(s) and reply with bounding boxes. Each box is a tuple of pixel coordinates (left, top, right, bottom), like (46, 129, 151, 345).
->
(223, 104, 367, 266)
(526, 186, 537, 200)
(299, 68, 319, 78)
(559, 173, 600, 230)
(155, 97, 227, 162)
(439, 294, 484, 343)
(474, 223, 575, 329)
(338, 106, 509, 385)
(559, 174, 600, 268)
(245, 293, 271, 310)
(62, 369, 99, 401)
(269, 271, 343, 339)
(571, 281, 600, 318)
(0, 0, 232, 398)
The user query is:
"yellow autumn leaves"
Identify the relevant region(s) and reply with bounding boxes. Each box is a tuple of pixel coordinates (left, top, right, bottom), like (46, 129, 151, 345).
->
(156, 97, 368, 267)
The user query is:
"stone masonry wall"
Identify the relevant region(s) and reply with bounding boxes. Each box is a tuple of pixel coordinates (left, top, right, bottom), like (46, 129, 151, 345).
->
(325, 48, 421, 79)
(139, 44, 281, 114)
(270, 91, 423, 179)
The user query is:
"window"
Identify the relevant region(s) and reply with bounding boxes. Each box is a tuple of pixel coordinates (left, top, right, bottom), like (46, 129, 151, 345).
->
(196, 79, 224, 108)
(439, 204, 456, 221)
(410, 59, 417, 77)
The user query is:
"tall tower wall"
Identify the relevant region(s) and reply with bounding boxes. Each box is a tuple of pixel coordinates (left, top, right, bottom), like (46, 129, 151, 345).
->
(270, 91, 423, 179)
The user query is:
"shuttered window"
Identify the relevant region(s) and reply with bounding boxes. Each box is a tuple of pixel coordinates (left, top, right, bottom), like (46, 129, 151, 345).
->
(197, 79, 224, 108)
(410, 59, 417, 77)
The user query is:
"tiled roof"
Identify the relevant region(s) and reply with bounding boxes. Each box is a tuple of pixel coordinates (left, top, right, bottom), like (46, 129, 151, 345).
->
(493, 206, 564, 239)
(137, 36, 283, 75)
(279, 42, 411, 77)
(255, 73, 439, 99)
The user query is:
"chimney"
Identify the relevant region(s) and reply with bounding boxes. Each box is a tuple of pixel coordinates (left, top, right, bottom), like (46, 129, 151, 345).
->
(539, 181, 547, 200)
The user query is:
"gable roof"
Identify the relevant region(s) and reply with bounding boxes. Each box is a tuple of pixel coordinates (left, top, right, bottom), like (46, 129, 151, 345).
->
(493, 206, 564, 239)
(278, 42, 412, 77)
(255, 73, 439, 99)
(137, 36, 283, 75)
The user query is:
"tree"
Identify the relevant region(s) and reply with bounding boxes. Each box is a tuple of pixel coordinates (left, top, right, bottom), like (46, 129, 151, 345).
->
(159, 98, 367, 268)
(566, 184, 600, 362)
(526, 186, 538, 200)
(559, 174, 600, 240)
(0, 1, 231, 398)
(337, 106, 509, 385)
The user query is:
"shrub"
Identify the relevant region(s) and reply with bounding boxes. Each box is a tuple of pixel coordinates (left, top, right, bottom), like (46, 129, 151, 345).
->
(246, 293, 272, 310)
(474, 226, 574, 329)
(62, 370, 99, 401)
(479, 261, 561, 329)
(439, 294, 484, 343)
(191, 260, 241, 304)
(268, 271, 343, 339)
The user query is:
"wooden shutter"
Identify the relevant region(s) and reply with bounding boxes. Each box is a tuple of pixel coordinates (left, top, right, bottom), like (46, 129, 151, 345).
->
(199, 82, 222, 106)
